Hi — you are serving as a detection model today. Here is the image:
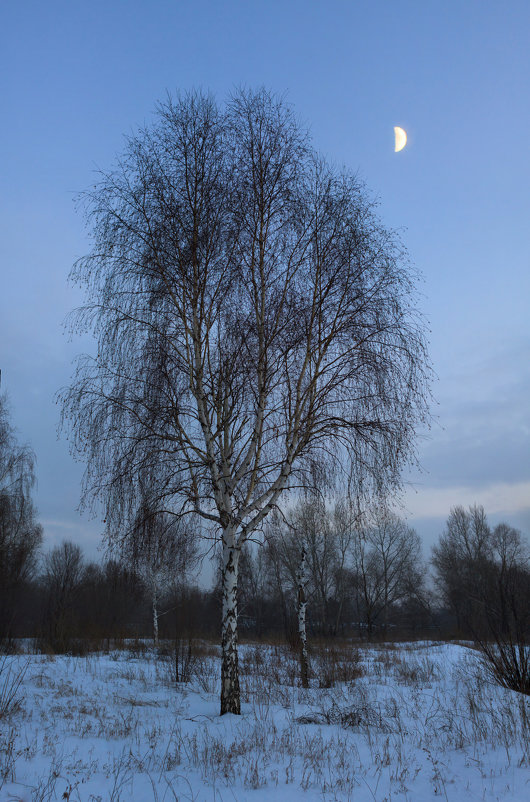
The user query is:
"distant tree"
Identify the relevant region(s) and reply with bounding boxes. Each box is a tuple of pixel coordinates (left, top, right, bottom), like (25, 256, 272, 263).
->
(480, 524, 530, 693)
(236, 543, 270, 637)
(431, 504, 492, 631)
(351, 507, 424, 635)
(263, 494, 357, 645)
(120, 482, 198, 647)
(432, 505, 530, 693)
(78, 559, 145, 644)
(263, 511, 297, 644)
(266, 495, 349, 635)
(41, 541, 84, 652)
(0, 394, 42, 646)
(328, 497, 357, 635)
(61, 88, 431, 714)
(296, 496, 337, 635)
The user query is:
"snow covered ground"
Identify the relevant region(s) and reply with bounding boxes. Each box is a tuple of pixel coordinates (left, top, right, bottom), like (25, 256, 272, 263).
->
(0, 640, 528, 801)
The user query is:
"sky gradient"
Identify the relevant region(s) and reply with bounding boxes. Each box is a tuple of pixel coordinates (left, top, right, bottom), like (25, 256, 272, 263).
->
(1, 0, 529, 558)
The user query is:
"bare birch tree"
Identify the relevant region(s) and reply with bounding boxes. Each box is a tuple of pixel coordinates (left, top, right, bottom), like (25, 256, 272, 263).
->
(61, 88, 431, 714)
(266, 495, 343, 635)
(264, 494, 357, 638)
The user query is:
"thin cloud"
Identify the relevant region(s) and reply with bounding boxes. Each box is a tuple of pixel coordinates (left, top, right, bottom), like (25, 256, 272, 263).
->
(403, 480, 530, 520)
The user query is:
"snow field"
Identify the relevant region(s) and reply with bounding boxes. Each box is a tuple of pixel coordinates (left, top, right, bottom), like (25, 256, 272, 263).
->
(0, 641, 528, 801)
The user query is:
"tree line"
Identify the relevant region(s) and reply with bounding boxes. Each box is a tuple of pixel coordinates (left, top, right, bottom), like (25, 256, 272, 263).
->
(2, 393, 528, 681)
(1, 386, 528, 691)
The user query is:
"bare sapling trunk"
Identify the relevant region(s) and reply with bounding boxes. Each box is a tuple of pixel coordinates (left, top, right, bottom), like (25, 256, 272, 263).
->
(221, 539, 240, 715)
(297, 546, 309, 688)
(334, 598, 344, 638)
(152, 582, 159, 648)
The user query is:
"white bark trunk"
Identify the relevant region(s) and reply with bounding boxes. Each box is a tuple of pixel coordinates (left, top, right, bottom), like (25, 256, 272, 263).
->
(220, 537, 240, 715)
(297, 547, 309, 688)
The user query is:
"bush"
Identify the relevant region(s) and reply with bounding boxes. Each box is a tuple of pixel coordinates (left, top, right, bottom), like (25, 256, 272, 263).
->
(0, 654, 27, 719)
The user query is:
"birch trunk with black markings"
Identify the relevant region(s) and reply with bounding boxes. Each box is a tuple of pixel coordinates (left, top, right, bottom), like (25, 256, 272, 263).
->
(297, 546, 309, 688)
(220, 538, 240, 714)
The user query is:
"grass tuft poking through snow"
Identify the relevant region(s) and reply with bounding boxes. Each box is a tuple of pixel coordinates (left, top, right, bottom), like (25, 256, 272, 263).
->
(0, 641, 528, 800)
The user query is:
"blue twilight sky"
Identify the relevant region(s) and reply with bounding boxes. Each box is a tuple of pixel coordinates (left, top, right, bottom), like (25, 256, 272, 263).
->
(1, 0, 529, 560)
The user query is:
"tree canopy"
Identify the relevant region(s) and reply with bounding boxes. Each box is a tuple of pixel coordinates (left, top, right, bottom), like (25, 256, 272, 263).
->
(61, 88, 431, 712)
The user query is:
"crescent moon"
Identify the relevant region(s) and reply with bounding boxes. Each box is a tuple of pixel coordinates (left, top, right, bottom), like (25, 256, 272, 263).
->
(394, 126, 407, 152)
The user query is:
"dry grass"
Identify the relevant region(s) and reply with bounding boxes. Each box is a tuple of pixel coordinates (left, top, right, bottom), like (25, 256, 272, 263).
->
(1, 641, 529, 800)
(0, 655, 28, 720)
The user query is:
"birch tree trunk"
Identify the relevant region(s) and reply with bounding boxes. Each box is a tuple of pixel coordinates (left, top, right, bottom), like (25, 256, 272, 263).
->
(152, 581, 159, 648)
(297, 547, 309, 688)
(220, 538, 241, 715)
